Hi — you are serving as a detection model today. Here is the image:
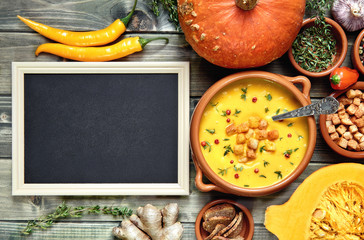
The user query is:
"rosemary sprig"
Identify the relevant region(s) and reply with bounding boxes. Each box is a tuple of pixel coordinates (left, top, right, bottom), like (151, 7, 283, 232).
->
(22, 202, 132, 235)
(150, 0, 180, 30)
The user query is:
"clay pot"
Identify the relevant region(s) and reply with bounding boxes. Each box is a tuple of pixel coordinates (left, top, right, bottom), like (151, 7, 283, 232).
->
(351, 29, 364, 75)
(288, 17, 348, 78)
(319, 82, 364, 159)
(195, 199, 254, 240)
(190, 71, 316, 197)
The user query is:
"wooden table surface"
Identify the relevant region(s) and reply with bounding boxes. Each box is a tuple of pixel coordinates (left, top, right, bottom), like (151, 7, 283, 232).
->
(0, 1, 362, 239)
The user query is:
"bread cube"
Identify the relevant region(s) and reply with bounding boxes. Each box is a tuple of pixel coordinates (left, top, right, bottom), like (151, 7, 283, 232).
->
(332, 114, 341, 125)
(346, 89, 357, 99)
(326, 114, 334, 121)
(330, 132, 339, 141)
(349, 125, 359, 134)
(238, 156, 248, 163)
(341, 118, 353, 125)
(225, 123, 237, 136)
(347, 104, 359, 115)
(255, 129, 267, 140)
(267, 130, 279, 141)
(327, 125, 336, 134)
(353, 97, 361, 106)
(354, 89, 363, 97)
(258, 119, 268, 130)
(265, 141, 276, 152)
(245, 129, 254, 139)
(237, 122, 249, 133)
(360, 127, 364, 134)
(326, 120, 333, 127)
(338, 109, 346, 117)
(248, 116, 260, 129)
(246, 149, 257, 160)
(359, 142, 364, 151)
(337, 138, 348, 149)
(355, 108, 364, 118)
(354, 132, 363, 141)
(343, 131, 353, 140)
(236, 133, 246, 144)
(348, 140, 359, 151)
(354, 118, 364, 128)
(338, 96, 353, 105)
(233, 144, 245, 155)
(247, 138, 259, 150)
(338, 102, 345, 111)
(336, 125, 347, 135)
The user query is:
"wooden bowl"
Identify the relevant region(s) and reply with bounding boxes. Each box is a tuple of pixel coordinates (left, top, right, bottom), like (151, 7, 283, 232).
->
(195, 199, 254, 240)
(288, 17, 348, 78)
(351, 29, 364, 75)
(319, 82, 364, 159)
(190, 71, 317, 197)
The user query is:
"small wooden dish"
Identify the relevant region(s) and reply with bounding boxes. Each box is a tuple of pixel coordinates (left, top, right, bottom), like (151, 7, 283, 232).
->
(319, 82, 364, 159)
(351, 29, 364, 75)
(288, 17, 348, 78)
(195, 199, 254, 240)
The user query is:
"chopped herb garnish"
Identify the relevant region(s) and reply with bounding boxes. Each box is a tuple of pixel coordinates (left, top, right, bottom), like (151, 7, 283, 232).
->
(275, 108, 281, 115)
(259, 145, 266, 153)
(279, 137, 283, 141)
(263, 160, 270, 167)
(223, 145, 234, 156)
(287, 122, 294, 127)
(209, 102, 219, 107)
(206, 128, 215, 134)
(233, 165, 243, 172)
(265, 93, 272, 101)
(290, 162, 294, 166)
(241, 88, 248, 101)
(233, 109, 241, 117)
(244, 185, 250, 187)
(221, 110, 227, 117)
(298, 135, 304, 140)
(259, 175, 267, 178)
(223, 138, 230, 141)
(203, 141, 212, 152)
(218, 167, 230, 176)
(265, 107, 269, 113)
(274, 171, 283, 179)
(284, 148, 299, 156)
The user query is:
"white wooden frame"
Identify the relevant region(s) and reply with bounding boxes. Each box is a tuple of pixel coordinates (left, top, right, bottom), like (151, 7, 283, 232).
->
(12, 62, 190, 196)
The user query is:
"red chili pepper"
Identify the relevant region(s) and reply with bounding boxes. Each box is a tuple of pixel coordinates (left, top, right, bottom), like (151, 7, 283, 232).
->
(329, 67, 359, 90)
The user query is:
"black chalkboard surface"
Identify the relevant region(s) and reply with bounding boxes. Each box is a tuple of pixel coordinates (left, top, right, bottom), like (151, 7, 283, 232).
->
(24, 73, 178, 184)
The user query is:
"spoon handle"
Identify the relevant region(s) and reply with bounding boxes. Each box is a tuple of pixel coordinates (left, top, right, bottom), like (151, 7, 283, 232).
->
(272, 96, 339, 121)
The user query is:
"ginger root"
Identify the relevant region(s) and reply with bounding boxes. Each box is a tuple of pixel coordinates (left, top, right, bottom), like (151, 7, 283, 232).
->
(113, 203, 183, 240)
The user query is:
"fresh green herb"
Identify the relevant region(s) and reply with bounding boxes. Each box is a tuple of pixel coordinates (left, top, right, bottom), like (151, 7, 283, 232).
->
(223, 138, 230, 141)
(279, 137, 283, 141)
(275, 108, 281, 115)
(287, 122, 294, 127)
(241, 88, 248, 101)
(206, 128, 215, 134)
(259, 175, 267, 178)
(21, 202, 132, 235)
(203, 141, 212, 152)
(290, 162, 295, 166)
(263, 160, 270, 167)
(221, 110, 227, 117)
(244, 185, 250, 187)
(209, 102, 219, 107)
(274, 171, 283, 179)
(265, 93, 272, 101)
(233, 165, 243, 172)
(218, 167, 230, 176)
(298, 135, 304, 140)
(265, 107, 269, 113)
(150, 0, 180, 30)
(233, 109, 241, 117)
(259, 145, 266, 153)
(223, 145, 234, 156)
(284, 148, 299, 156)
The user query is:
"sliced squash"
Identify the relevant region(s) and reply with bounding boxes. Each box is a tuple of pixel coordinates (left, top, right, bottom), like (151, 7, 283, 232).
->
(264, 163, 364, 240)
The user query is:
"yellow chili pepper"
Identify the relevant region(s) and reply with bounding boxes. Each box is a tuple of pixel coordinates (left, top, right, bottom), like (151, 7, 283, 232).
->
(35, 36, 169, 62)
(17, 0, 137, 47)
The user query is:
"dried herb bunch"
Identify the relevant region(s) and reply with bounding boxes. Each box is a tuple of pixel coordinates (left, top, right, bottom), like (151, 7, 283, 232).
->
(150, 0, 180, 30)
(292, 0, 336, 72)
(22, 201, 132, 235)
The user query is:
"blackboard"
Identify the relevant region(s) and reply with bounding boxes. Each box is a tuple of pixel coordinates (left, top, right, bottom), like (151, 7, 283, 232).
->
(12, 62, 190, 195)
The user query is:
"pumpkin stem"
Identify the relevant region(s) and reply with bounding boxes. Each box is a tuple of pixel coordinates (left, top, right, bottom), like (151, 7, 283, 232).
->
(235, 0, 258, 10)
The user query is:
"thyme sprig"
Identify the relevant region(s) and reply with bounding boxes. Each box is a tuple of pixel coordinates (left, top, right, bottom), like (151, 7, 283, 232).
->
(150, 0, 180, 30)
(22, 202, 132, 235)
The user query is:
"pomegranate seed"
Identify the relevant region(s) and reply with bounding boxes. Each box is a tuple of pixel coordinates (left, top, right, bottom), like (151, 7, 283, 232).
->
(226, 118, 231, 123)
(252, 97, 257, 103)
(201, 141, 206, 147)
(214, 139, 219, 144)
(226, 109, 231, 115)
(254, 168, 259, 173)
(230, 160, 234, 164)
(288, 133, 292, 138)
(285, 153, 290, 158)
(234, 173, 239, 179)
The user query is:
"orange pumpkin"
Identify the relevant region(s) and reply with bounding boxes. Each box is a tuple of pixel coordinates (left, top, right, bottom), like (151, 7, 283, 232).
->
(177, 0, 306, 69)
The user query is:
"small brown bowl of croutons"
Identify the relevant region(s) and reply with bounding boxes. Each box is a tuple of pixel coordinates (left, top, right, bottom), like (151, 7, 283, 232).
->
(319, 82, 364, 159)
(195, 199, 254, 240)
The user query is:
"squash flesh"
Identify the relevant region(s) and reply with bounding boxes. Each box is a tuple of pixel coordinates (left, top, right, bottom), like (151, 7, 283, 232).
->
(264, 163, 364, 240)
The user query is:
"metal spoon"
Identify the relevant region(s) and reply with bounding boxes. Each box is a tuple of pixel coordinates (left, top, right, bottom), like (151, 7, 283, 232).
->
(272, 96, 339, 121)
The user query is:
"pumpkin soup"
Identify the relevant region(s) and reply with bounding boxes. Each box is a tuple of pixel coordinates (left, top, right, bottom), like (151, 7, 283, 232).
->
(199, 78, 309, 188)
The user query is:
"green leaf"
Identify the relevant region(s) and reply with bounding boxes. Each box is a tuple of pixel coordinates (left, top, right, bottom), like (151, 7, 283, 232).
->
(274, 171, 283, 179)
(265, 93, 272, 101)
(206, 128, 215, 134)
